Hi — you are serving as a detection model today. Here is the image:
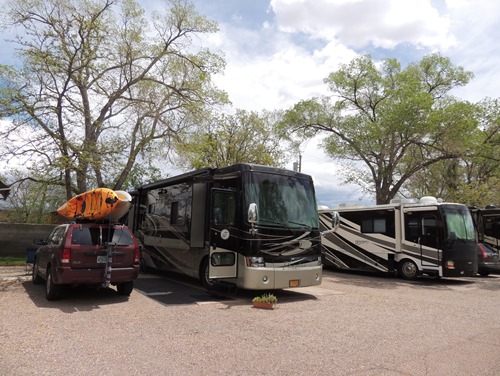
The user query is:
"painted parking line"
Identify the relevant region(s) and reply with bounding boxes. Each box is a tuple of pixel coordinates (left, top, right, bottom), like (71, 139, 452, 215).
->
(134, 274, 232, 307)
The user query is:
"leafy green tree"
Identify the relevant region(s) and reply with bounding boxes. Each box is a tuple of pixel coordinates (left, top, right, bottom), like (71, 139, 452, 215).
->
(282, 54, 478, 204)
(0, 170, 66, 223)
(0, 0, 227, 200)
(175, 109, 298, 169)
(405, 97, 500, 207)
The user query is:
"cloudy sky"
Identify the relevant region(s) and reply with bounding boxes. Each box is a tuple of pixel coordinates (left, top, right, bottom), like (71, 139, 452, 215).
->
(185, 0, 500, 207)
(1, 0, 499, 207)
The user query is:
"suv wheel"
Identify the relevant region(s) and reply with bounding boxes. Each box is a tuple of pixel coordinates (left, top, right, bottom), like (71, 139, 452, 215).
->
(32, 260, 44, 285)
(117, 281, 134, 296)
(46, 267, 62, 301)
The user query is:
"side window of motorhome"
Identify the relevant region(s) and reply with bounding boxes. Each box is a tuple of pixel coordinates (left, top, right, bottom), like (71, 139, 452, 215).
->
(361, 218, 386, 233)
(484, 218, 500, 238)
(352, 210, 394, 236)
(169, 200, 187, 226)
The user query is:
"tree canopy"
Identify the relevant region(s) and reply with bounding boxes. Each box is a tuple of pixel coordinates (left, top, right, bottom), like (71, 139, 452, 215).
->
(0, 0, 228, 200)
(405, 97, 500, 206)
(175, 109, 297, 169)
(282, 53, 480, 204)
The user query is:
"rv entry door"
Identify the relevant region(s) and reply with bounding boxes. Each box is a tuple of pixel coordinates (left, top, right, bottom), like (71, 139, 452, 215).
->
(209, 189, 238, 279)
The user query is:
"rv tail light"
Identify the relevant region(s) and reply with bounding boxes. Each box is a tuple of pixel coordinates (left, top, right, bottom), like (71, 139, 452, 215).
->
(246, 256, 265, 267)
(445, 260, 455, 269)
(61, 248, 71, 264)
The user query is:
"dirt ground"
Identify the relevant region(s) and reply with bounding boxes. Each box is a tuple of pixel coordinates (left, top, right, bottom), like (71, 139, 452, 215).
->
(0, 265, 32, 281)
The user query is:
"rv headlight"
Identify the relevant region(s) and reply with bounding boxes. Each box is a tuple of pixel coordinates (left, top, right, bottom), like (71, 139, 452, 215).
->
(246, 256, 265, 267)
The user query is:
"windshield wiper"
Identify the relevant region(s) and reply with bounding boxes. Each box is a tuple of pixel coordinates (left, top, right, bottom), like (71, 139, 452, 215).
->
(287, 220, 311, 230)
(258, 219, 287, 227)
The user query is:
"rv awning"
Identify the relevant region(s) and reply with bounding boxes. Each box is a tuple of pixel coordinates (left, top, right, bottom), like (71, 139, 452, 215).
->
(0, 180, 10, 200)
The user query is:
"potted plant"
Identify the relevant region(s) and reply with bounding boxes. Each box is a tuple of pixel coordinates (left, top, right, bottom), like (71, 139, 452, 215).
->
(252, 293, 277, 309)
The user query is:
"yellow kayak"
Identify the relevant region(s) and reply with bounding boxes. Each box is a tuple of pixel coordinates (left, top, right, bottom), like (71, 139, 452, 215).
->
(56, 188, 131, 221)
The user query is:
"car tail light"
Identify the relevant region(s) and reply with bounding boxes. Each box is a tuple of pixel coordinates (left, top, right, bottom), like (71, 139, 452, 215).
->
(134, 246, 140, 264)
(478, 244, 488, 259)
(61, 248, 71, 264)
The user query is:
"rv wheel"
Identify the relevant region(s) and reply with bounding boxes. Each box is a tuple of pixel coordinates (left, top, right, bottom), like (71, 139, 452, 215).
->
(398, 259, 418, 280)
(200, 257, 217, 290)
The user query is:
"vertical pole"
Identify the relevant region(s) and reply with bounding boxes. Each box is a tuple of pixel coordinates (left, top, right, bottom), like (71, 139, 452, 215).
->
(102, 243, 113, 288)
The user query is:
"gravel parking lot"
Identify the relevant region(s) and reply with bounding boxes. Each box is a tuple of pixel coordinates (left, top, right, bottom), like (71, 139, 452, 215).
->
(1, 267, 499, 376)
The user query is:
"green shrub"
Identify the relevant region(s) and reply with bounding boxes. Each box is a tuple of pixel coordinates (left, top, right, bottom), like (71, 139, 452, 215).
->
(252, 293, 278, 304)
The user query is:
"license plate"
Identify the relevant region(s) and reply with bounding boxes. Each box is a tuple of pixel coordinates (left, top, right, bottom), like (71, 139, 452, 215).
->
(289, 279, 300, 287)
(97, 256, 108, 264)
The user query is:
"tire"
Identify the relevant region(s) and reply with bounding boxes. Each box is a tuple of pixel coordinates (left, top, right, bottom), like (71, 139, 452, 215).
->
(116, 281, 134, 296)
(32, 259, 43, 285)
(398, 259, 419, 280)
(45, 267, 62, 301)
(479, 271, 490, 277)
(200, 257, 217, 290)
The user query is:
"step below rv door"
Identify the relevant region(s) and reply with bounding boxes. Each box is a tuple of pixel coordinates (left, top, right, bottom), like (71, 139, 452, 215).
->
(209, 189, 238, 279)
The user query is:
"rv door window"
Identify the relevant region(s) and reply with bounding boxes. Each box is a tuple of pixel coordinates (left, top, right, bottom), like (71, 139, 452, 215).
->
(420, 215, 438, 248)
(212, 191, 236, 226)
(211, 252, 236, 266)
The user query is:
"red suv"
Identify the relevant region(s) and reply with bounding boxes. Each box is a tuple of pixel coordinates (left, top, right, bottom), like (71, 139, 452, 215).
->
(32, 222, 140, 300)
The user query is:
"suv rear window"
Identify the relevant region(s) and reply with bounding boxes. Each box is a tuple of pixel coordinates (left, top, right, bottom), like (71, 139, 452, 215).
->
(72, 227, 134, 246)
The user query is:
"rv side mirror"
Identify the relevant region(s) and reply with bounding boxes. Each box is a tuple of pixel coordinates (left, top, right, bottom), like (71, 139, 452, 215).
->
(332, 211, 340, 229)
(448, 231, 457, 241)
(248, 203, 258, 224)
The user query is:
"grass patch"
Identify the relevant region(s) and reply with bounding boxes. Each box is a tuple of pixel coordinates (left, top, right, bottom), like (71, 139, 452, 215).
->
(0, 257, 26, 266)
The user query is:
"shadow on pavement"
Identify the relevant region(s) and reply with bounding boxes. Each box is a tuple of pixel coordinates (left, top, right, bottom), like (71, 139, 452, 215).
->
(22, 281, 130, 313)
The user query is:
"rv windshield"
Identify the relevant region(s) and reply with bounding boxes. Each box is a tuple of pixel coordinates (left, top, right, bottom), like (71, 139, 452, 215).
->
(244, 172, 318, 229)
(443, 207, 476, 241)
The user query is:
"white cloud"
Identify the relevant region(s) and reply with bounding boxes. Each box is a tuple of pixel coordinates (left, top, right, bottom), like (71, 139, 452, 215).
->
(444, 0, 500, 101)
(210, 23, 338, 111)
(270, 0, 455, 49)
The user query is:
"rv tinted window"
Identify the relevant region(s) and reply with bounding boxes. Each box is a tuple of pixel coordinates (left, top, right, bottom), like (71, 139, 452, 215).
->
(212, 191, 236, 225)
(244, 172, 318, 228)
(170, 201, 179, 224)
(361, 219, 386, 233)
(406, 218, 419, 241)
